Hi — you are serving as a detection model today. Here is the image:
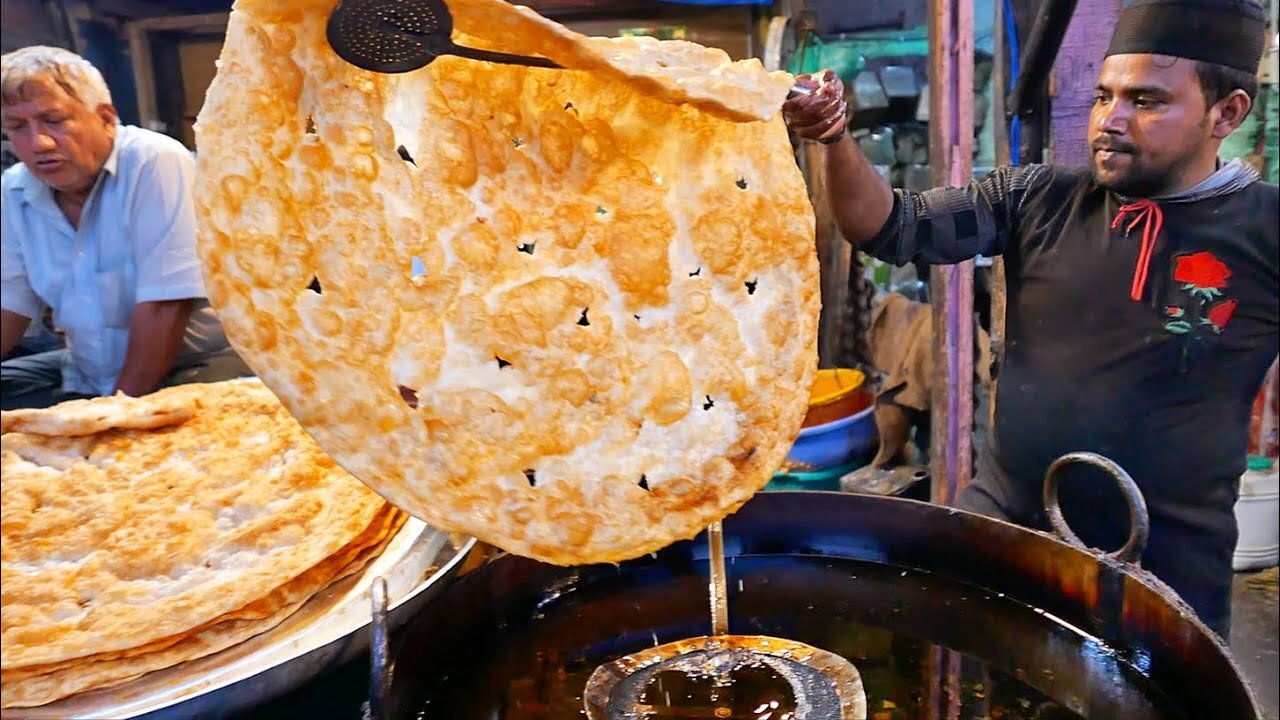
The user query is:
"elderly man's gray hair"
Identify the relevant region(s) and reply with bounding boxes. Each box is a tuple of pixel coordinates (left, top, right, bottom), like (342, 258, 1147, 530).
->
(1, 46, 113, 109)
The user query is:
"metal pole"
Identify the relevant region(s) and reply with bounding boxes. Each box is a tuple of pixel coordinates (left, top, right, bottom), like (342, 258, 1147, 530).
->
(707, 521, 730, 636)
(928, 0, 976, 507)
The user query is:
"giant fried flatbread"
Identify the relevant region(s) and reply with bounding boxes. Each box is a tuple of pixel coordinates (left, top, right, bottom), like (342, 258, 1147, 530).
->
(0, 380, 401, 676)
(0, 505, 402, 708)
(0, 502, 402, 683)
(194, 0, 819, 565)
(1, 592, 313, 709)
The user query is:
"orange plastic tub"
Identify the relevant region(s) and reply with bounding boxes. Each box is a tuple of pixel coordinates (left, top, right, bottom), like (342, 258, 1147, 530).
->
(802, 368, 873, 429)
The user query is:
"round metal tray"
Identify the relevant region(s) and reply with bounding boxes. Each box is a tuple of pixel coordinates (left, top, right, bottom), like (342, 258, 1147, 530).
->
(7, 519, 475, 720)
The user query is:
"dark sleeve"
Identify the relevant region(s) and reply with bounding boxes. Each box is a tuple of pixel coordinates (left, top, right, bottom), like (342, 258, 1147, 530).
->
(861, 163, 1053, 266)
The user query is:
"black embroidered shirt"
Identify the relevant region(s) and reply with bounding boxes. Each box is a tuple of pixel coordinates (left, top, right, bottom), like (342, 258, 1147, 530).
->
(863, 164, 1279, 632)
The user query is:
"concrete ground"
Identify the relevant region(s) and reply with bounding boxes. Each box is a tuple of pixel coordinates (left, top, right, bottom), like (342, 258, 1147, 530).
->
(1231, 566, 1279, 719)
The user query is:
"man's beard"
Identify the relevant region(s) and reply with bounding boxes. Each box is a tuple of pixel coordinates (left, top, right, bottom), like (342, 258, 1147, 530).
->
(1091, 136, 1165, 196)
(1093, 158, 1173, 197)
(1091, 117, 1208, 198)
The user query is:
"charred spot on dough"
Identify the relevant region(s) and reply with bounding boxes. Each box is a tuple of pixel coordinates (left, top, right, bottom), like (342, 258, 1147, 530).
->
(736, 178, 748, 190)
(517, 242, 536, 255)
(745, 279, 758, 295)
(730, 445, 759, 467)
(307, 276, 322, 294)
(409, 256, 428, 280)
(689, 267, 701, 277)
(564, 102, 574, 110)
(638, 474, 650, 491)
(633, 314, 642, 321)
(577, 308, 590, 327)
(524, 469, 537, 487)
(703, 396, 715, 410)
(496, 356, 512, 369)
(305, 115, 316, 134)
(397, 385, 419, 409)
(396, 145, 416, 166)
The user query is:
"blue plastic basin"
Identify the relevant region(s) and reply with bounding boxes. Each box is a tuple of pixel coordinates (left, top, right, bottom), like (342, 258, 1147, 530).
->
(785, 404, 879, 470)
(765, 460, 865, 492)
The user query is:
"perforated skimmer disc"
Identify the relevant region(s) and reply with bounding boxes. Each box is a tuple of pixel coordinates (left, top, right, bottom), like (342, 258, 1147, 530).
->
(327, 0, 450, 73)
(583, 635, 866, 720)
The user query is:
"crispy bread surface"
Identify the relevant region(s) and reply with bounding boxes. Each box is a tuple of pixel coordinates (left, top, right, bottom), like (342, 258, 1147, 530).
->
(195, 0, 819, 565)
(0, 506, 402, 708)
(1, 394, 194, 437)
(1, 380, 397, 680)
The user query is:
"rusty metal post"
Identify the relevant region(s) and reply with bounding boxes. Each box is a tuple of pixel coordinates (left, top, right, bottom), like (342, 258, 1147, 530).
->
(928, 0, 976, 507)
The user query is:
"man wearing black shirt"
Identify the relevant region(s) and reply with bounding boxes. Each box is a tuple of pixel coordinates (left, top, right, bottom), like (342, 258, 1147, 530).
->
(783, 0, 1278, 638)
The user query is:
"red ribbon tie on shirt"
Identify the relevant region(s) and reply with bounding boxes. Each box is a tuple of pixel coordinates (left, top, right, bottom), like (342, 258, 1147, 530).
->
(1112, 199, 1165, 302)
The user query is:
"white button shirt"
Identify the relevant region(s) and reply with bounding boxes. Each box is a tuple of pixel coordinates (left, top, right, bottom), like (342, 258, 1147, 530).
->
(1, 124, 226, 395)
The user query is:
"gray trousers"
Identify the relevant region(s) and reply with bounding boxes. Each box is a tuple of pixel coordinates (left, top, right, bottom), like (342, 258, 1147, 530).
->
(1, 348, 253, 411)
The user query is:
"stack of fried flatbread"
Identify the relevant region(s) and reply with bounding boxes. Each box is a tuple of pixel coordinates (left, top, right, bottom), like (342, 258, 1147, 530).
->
(0, 379, 405, 708)
(195, 0, 819, 566)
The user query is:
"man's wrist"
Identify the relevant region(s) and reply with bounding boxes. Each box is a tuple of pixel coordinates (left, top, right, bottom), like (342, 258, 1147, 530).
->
(814, 128, 848, 146)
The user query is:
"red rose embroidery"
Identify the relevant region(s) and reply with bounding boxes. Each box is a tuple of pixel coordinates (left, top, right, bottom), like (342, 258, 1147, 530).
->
(1163, 251, 1234, 342)
(1173, 252, 1231, 290)
(1206, 300, 1238, 331)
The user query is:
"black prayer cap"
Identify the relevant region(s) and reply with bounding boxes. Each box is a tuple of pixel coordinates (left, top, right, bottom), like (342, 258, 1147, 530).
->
(1105, 0, 1266, 73)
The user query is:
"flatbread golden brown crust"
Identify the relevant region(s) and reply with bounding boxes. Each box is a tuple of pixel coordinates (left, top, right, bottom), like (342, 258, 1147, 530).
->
(195, 0, 819, 565)
(0, 503, 402, 684)
(1, 595, 311, 710)
(0, 380, 401, 690)
(0, 505, 403, 708)
(0, 393, 195, 437)
(444, 0, 796, 122)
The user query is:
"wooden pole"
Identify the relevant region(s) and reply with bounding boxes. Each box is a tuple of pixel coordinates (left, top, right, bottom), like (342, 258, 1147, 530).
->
(1251, 360, 1280, 459)
(125, 24, 157, 130)
(1049, 0, 1122, 166)
(124, 13, 231, 133)
(989, 0, 1010, 431)
(806, 142, 852, 368)
(928, 0, 976, 507)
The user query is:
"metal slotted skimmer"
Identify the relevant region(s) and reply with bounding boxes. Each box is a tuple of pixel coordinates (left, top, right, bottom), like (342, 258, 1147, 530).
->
(326, 0, 561, 73)
(581, 523, 868, 720)
(365, 521, 867, 720)
(326, 0, 815, 97)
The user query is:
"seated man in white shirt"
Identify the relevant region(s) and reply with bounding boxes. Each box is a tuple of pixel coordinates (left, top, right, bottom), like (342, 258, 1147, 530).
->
(0, 46, 249, 410)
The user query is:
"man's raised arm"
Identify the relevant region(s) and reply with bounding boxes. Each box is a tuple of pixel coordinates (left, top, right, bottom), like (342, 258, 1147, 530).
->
(783, 70, 1051, 267)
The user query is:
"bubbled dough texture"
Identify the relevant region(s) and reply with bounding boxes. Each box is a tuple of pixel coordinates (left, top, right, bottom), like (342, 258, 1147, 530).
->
(1, 505, 402, 708)
(0, 380, 402, 689)
(0, 392, 195, 436)
(195, 0, 819, 566)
